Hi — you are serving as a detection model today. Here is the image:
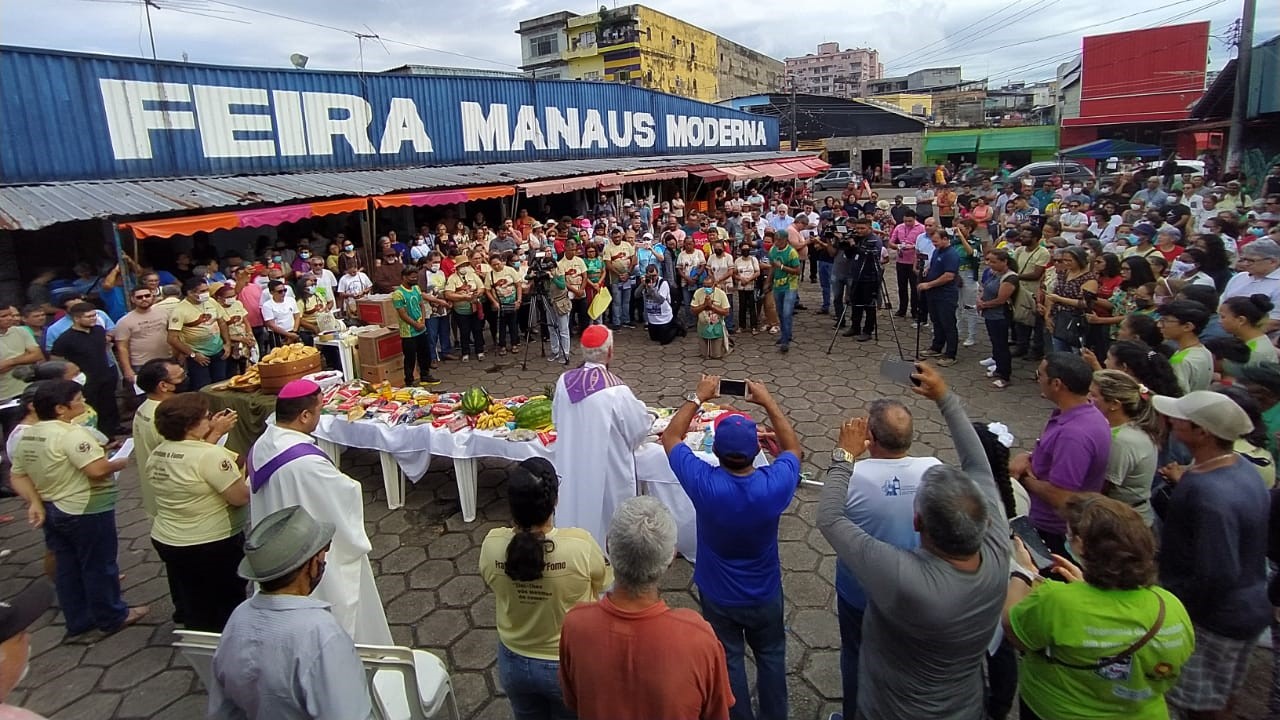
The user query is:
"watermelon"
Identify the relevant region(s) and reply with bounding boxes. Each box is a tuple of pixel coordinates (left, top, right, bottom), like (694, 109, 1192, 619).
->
(514, 397, 553, 430)
(460, 387, 490, 416)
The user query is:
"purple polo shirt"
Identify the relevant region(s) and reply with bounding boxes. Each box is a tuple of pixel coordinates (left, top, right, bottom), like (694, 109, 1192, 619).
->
(1029, 402, 1111, 534)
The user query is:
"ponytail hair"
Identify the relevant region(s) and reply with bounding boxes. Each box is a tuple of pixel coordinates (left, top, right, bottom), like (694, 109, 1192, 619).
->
(1092, 370, 1160, 442)
(1107, 340, 1182, 399)
(504, 457, 560, 582)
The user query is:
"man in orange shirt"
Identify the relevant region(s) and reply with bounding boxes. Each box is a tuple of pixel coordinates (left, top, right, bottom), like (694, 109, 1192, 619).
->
(936, 182, 958, 229)
(559, 496, 734, 720)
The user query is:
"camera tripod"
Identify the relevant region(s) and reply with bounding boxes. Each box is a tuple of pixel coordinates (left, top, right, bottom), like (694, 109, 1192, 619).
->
(520, 285, 565, 370)
(826, 249, 893, 354)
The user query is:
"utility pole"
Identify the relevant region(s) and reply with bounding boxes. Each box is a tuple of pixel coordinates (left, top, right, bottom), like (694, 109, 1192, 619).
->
(1226, 0, 1256, 173)
(789, 82, 798, 151)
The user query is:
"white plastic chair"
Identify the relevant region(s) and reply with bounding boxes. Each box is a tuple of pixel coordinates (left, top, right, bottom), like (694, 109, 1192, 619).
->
(356, 644, 461, 720)
(172, 629, 221, 689)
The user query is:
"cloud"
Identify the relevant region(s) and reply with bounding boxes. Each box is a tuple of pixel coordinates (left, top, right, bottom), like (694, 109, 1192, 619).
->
(0, 0, 1272, 83)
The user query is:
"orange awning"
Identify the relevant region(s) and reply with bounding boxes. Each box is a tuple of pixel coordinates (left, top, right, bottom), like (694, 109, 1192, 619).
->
(751, 163, 797, 181)
(465, 185, 516, 200)
(311, 198, 368, 215)
(801, 157, 831, 172)
(781, 161, 819, 179)
(121, 212, 241, 240)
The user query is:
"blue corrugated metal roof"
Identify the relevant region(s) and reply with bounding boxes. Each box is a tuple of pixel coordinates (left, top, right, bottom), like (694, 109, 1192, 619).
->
(0, 151, 810, 231)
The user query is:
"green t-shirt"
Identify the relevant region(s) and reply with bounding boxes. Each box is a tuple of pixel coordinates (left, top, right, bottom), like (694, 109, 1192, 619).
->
(390, 284, 425, 338)
(1009, 582, 1194, 720)
(1263, 402, 1280, 461)
(768, 245, 800, 291)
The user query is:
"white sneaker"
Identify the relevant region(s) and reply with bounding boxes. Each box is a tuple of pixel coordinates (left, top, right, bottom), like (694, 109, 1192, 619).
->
(963, 338, 977, 347)
(987, 366, 998, 377)
(461, 354, 469, 362)
(477, 352, 486, 359)
(979, 357, 996, 367)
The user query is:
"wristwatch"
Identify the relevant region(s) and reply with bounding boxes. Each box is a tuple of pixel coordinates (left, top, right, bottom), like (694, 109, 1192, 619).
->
(684, 391, 701, 405)
(1010, 567, 1039, 586)
(832, 448, 855, 464)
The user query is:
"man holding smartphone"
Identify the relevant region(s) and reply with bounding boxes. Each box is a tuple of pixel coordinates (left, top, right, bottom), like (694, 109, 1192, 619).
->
(661, 376, 802, 720)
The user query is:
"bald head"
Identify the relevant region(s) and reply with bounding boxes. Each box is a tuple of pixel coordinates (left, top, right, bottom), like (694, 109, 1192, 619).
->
(868, 399, 913, 454)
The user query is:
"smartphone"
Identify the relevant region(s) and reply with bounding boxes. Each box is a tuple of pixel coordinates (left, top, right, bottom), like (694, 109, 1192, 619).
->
(1009, 515, 1054, 572)
(879, 357, 922, 387)
(718, 379, 747, 396)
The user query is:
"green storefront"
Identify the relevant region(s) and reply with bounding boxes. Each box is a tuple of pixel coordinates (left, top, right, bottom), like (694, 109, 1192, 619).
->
(924, 126, 1060, 170)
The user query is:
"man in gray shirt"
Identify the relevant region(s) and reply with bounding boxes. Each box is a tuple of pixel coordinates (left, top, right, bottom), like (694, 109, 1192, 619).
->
(1131, 176, 1170, 211)
(818, 363, 1010, 720)
(488, 228, 518, 259)
(210, 506, 373, 720)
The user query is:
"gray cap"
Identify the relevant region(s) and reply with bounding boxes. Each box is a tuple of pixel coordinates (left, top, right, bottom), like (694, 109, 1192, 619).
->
(238, 506, 335, 582)
(1152, 391, 1253, 441)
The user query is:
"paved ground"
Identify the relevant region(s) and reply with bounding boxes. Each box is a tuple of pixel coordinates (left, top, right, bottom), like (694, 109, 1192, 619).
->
(1, 276, 1274, 719)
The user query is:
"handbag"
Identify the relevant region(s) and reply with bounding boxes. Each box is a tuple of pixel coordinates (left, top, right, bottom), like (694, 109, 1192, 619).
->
(1051, 306, 1084, 345)
(1042, 591, 1166, 680)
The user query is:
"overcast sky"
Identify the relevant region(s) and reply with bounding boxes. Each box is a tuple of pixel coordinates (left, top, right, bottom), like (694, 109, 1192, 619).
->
(1, 0, 1274, 85)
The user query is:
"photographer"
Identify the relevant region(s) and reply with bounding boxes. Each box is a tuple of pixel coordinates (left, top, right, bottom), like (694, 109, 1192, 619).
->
(532, 246, 572, 363)
(836, 217, 884, 342)
(640, 264, 681, 345)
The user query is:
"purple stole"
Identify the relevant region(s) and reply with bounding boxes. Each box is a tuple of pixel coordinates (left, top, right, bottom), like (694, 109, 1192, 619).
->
(562, 365, 625, 404)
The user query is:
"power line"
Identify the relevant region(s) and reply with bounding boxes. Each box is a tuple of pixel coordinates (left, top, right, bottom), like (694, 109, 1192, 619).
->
(882, 0, 1054, 71)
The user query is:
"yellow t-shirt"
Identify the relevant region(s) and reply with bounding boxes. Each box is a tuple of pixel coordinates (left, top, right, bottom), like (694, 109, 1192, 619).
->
(10, 420, 112, 514)
(445, 268, 483, 314)
(132, 398, 163, 518)
(478, 526, 613, 660)
(604, 241, 636, 278)
(146, 439, 245, 546)
(166, 298, 224, 356)
(558, 256, 588, 297)
(486, 266, 522, 306)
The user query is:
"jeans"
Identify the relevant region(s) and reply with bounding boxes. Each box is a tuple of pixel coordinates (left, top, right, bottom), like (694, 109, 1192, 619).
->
(737, 290, 759, 330)
(43, 503, 127, 635)
(400, 332, 431, 385)
(84, 372, 120, 436)
(928, 291, 959, 358)
(724, 290, 736, 333)
(455, 312, 485, 356)
(818, 260, 833, 310)
(152, 534, 245, 632)
(772, 288, 797, 346)
(985, 318, 1012, 381)
(681, 286, 697, 328)
(1014, 315, 1045, 358)
(837, 597, 863, 720)
(569, 297, 589, 335)
(549, 308, 571, 359)
(895, 263, 919, 319)
(427, 315, 451, 359)
(496, 642, 576, 720)
(701, 589, 787, 720)
(847, 281, 879, 335)
(831, 271, 853, 322)
(610, 281, 634, 327)
(185, 352, 228, 392)
(987, 637, 1018, 720)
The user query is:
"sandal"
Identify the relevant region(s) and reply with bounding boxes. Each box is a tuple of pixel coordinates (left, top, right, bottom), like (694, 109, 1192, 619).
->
(104, 605, 150, 635)
(992, 379, 1010, 389)
(769, 326, 779, 334)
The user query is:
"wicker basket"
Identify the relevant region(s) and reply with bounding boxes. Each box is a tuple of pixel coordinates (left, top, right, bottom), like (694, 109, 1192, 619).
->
(257, 354, 322, 393)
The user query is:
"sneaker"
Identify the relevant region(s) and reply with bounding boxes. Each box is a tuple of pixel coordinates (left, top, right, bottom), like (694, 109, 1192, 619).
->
(936, 357, 957, 367)
(842, 328, 858, 337)
(461, 354, 470, 362)
(829, 714, 844, 720)
(769, 326, 779, 334)
(779, 343, 790, 353)
(992, 378, 1010, 389)
(477, 352, 486, 360)
(419, 377, 441, 386)
(919, 349, 943, 358)
(979, 357, 996, 367)
(854, 334, 873, 342)
(963, 338, 977, 347)
(816, 308, 829, 315)
(498, 348, 508, 356)
(987, 366, 998, 377)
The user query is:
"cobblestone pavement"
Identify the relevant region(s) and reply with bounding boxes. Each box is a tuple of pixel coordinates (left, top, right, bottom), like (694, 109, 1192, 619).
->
(1, 278, 1273, 719)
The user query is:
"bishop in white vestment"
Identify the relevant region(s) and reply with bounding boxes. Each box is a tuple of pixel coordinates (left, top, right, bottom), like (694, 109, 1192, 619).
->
(552, 325, 653, 549)
(248, 379, 393, 645)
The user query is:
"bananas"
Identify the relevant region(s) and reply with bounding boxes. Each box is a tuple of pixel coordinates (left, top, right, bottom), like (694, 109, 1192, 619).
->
(476, 406, 515, 429)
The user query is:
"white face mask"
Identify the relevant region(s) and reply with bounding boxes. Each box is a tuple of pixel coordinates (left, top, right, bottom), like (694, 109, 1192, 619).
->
(72, 372, 87, 385)
(221, 297, 234, 307)
(1171, 259, 1195, 276)
(196, 292, 210, 304)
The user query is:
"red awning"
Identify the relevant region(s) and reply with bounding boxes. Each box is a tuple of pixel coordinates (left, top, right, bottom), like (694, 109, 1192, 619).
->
(122, 212, 242, 239)
(690, 168, 729, 181)
(518, 174, 617, 197)
(719, 165, 762, 180)
(801, 157, 831, 171)
(614, 169, 688, 183)
(751, 163, 797, 181)
(780, 161, 819, 179)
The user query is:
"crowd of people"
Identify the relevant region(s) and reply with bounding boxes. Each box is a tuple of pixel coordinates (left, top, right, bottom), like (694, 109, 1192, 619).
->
(2, 162, 1280, 720)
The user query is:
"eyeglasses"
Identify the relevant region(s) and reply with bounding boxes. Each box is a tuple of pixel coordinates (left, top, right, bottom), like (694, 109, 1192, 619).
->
(133, 293, 152, 300)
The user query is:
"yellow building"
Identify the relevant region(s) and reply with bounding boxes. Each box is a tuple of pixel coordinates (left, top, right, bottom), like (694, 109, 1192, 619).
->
(865, 93, 933, 117)
(517, 5, 782, 102)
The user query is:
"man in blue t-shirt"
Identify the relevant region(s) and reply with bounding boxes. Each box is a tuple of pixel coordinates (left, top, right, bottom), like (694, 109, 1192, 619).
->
(661, 375, 802, 720)
(918, 228, 961, 365)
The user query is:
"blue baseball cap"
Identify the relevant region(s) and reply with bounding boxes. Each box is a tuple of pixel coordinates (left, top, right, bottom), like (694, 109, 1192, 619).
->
(713, 413, 758, 458)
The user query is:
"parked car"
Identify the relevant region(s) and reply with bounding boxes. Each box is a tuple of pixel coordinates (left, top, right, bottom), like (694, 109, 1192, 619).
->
(1003, 161, 1096, 186)
(810, 168, 860, 191)
(892, 166, 933, 188)
(1098, 160, 1205, 188)
(955, 166, 995, 185)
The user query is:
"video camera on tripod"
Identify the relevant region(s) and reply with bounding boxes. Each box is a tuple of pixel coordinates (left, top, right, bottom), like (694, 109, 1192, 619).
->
(827, 217, 878, 261)
(524, 249, 558, 295)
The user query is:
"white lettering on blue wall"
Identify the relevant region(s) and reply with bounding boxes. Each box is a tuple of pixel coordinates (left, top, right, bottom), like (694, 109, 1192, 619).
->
(98, 80, 767, 163)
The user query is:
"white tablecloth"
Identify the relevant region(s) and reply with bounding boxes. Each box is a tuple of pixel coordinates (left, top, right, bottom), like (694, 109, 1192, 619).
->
(312, 416, 764, 563)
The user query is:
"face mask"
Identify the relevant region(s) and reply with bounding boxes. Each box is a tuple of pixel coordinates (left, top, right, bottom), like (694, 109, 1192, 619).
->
(714, 248, 724, 255)
(1127, 234, 1141, 246)
(344, 245, 354, 251)
(1251, 227, 1266, 237)
(299, 252, 310, 259)
(196, 292, 211, 303)
(1132, 297, 1152, 309)
(72, 372, 87, 385)
(429, 263, 441, 272)
(1171, 259, 1194, 276)
(1072, 186, 1082, 193)
(416, 238, 426, 245)
(272, 255, 283, 263)
(220, 297, 234, 307)
(1130, 203, 1142, 210)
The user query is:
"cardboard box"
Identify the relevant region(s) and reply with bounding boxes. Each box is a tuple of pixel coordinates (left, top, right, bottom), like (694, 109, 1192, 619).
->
(354, 327, 403, 367)
(356, 296, 397, 328)
(359, 356, 404, 385)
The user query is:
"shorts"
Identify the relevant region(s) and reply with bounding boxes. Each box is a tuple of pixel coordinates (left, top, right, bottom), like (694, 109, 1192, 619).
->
(1166, 624, 1253, 712)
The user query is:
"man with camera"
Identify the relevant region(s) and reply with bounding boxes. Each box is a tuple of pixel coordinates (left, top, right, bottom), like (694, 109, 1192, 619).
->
(835, 217, 884, 342)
